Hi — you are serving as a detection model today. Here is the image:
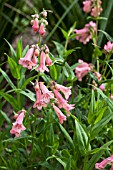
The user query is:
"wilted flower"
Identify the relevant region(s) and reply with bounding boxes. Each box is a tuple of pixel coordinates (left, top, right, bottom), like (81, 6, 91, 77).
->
(10, 110, 26, 137)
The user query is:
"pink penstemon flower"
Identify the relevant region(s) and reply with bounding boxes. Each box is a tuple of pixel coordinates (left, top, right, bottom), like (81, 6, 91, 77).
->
(39, 82, 54, 103)
(53, 89, 75, 112)
(99, 84, 106, 91)
(95, 155, 113, 170)
(75, 59, 92, 81)
(55, 83, 72, 100)
(52, 104, 66, 124)
(83, 0, 91, 13)
(10, 110, 26, 137)
(19, 47, 37, 70)
(45, 53, 52, 66)
(104, 41, 113, 53)
(36, 51, 49, 73)
(39, 23, 46, 35)
(32, 18, 39, 32)
(74, 21, 96, 44)
(33, 88, 47, 110)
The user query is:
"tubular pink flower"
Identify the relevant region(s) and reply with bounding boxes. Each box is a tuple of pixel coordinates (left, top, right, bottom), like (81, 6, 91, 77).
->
(39, 23, 46, 35)
(74, 21, 96, 44)
(10, 110, 26, 137)
(45, 54, 52, 66)
(53, 89, 67, 108)
(83, 0, 91, 13)
(75, 59, 91, 81)
(91, 6, 103, 17)
(36, 51, 49, 73)
(32, 18, 39, 32)
(104, 41, 113, 53)
(55, 83, 72, 100)
(39, 82, 54, 103)
(99, 84, 105, 91)
(53, 104, 66, 124)
(95, 155, 113, 169)
(19, 47, 36, 70)
(110, 94, 113, 100)
(33, 88, 46, 110)
(53, 89, 75, 112)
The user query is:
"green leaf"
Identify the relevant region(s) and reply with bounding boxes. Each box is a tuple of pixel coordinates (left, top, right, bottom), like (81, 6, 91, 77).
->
(4, 38, 16, 60)
(91, 108, 113, 140)
(88, 90, 95, 124)
(7, 56, 20, 80)
(0, 68, 16, 89)
(94, 106, 107, 124)
(53, 41, 64, 56)
(65, 156, 71, 170)
(3, 93, 19, 111)
(75, 118, 90, 154)
(98, 30, 113, 42)
(22, 45, 29, 57)
(20, 89, 35, 102)
(21, 75, 37, 89)
(16, 37, 22, 60)
(0, 110, 11, 124)
(59, 123, 75, 149)
(63, 49, 75, 57)
(50, 65, 57, 80)
(60, 27, 68, 39)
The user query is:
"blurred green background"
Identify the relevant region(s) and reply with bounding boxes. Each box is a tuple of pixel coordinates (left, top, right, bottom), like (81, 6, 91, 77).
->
(0, 0, 113, 64)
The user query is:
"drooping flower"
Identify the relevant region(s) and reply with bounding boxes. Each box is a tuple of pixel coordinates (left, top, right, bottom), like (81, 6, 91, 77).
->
(91, 6, 103, 18)
(45, 54, 52, 66)
(75, 59, 92, 81)
(32, 18, 39, 32)
(39, 82, 54, 103)
(39, 23, 46, 35)
(10, 110, 26, 137)
(18, 47, 37, 70)
(94, 72, 102, 82)
(36, 51, 49, 73)
(53, 104, 66, 124)
(33, 88, 46, 110)
(74, 21, 96, 44)
(53, 89, 75, 112)
(55, 83, 72, 100)
(104, 41, 113, 53)
(95, 155, 113, 169)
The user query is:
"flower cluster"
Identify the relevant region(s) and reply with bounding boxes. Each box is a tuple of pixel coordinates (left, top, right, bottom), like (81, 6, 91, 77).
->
(19, 44, 52, 72)
(95, 155, 113, 169)
(31, 11, 48, 35)
(33, 81, 74, 124)
(10, 110, 26, 137)
(83, 0, 103, 17)
(74, 21, 97, 44)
